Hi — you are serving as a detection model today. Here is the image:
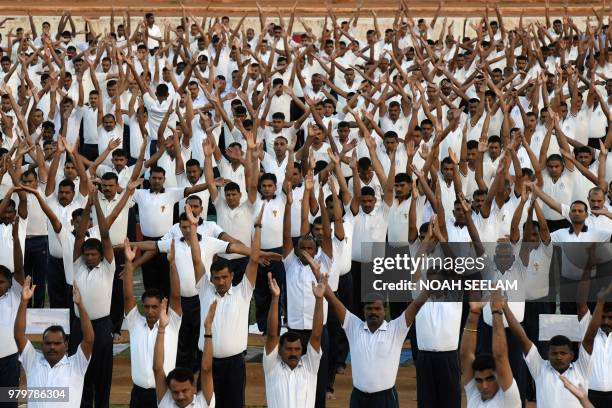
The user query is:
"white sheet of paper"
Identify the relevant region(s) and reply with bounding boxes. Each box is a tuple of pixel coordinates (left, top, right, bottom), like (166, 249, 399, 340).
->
(538, 314, 582, 342)
(26, 308, 70, 334)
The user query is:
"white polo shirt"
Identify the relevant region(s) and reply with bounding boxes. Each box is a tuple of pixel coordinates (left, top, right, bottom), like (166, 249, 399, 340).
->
(524, 243, 554, 300)
(263, 343, 322, 408)
(256, 195, 286, 249)
(177, 173, 210, 219)
(125, 306, 181, 389)
(95, 165, 137, 189)
(46, 193, 87, 258)
(218, 158, 246, 204)
(213, 196, 256, 260)
(0, 217, 27, 272)
(351, 202, 390, 262)
(57, 226, 100, 284)
(541, 171, 574, 221)
(19, 341, 90, 408)
(97, 125, 124, 165)
(551, 225, 611, 280)
(465, 378, 521, 408)
(157, 237, 229, 298)
(96, 192, 133, 246)
(196, 275, 253, 354)
(524, 344, 591, 408)
(415, 301, 462, 352)
(133, 188, 184, 237)
(0, 279, 21, 358)
(261, 152, 288, 193)
(284, 249, 333, 329)
(73, 256, 115, 320)
(387, 198, 410, 247)
(342, 311, 410, 393)
(158, 391, 215, 408)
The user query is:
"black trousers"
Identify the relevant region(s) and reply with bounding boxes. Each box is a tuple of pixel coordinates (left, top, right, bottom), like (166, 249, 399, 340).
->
(141, 236, 170, 296)
(48, 255, 69, 308)
(349, 386, 399, 408)
(176, 295, 201, 372)
(110, 249, 125, 335)
(70, 316, 113, 408)
(350, 261, 372, 320)
(288, 326, 329, 408)
(254, 247, 285, 334)
(129, 385, 157, 408)
(327, 273, 353, 392)
(24, 236, 48, 308)
(228, 256, 249, 286)
(588, 390, 612, 408)
(80, 143, 99, 162)
(477, 319, 527, 407)
(212, 352, 246, 408)
(416, 350, 461, 408)
(0, 353, 20, 408)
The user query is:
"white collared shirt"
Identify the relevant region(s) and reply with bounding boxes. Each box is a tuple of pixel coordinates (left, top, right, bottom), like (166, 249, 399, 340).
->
(524, 344, 591, 408)
(133, 188, 184, 237)
(0, 279, 21, 358)
(73, 256, 115, 320)
(387, 198, 410, 246)
(46, 193, 87, 258)
(589, 328, 612, 391)
(342, 311, 410, 393)
(284, 250, 333, 329)
(541, 171, 574, 221)
(158, 391, 215, 408)
(263, 342, 321, 408)
(465, 378, 521, 408)
(351, 202, 390, 262)
(57, 226, 100, 284)
(416, 301, 462, 351)
(19, 341, 90, 408)
(157, 237, 229, 297)
(196, 276, 254, 355)
(96, 192, 133, 246)
(0, 217, 27, 272)
(177, 173, 210, 219)
(255, 194, 286, 249)
(213, 196, 256, 260)
(125, 306, 181, 389)
(551, 225, 611, 280)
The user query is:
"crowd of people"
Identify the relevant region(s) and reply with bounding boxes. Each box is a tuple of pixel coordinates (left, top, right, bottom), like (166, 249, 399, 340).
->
(0, 1, 612, 407)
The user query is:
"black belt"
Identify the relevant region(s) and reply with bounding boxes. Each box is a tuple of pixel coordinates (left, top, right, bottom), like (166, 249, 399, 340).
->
(353, 386, 397, 396)
(213, 351, 246, 362)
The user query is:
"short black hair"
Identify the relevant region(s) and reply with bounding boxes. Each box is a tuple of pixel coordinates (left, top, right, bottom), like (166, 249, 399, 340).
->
(549, 335, 573, 350)
(166, 367, 194, 386)
(43, 325, 68, 342)
(279, 331, 302, 348)
(83, 238, 103, 256)
(141, 288, 163, 303)
(472, 353, 496, 372)
(210, 259, 232, 276)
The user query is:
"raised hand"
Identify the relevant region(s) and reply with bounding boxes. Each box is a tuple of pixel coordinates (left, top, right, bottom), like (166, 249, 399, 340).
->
(312, 273, 328, 299)
(21, 275, 36, 301)
(73, 282, 83, 306)
(127, 178, 144, 192)
(124, 238, 136, 262)
(185, 203, 199, 225)
(268, 272, 281, 298)
(159, 298, 169, 328)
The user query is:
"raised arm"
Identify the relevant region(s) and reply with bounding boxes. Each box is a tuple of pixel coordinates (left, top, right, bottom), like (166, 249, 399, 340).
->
(460, 301, 485, 386)
(582, 283, 612, 355)
(186, 204, 205, 283)
(91, 189, 113, 263)
(201, 301, 216, 405)
(122, 239, 138, 315)
(72, 284, 94, 359)
(265, 272, 281, 353)
(502, 301, 534, 355)
(245, 205, 264, 286)
(153, 298, 170, 403)
(491, 294, 514, 391)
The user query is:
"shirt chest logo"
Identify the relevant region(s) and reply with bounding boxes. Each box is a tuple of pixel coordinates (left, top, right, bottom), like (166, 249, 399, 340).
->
(161, 205, 167, 212)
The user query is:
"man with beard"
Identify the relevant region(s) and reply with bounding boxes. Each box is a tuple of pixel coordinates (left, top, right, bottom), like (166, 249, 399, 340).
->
(14, 277, 94, 407)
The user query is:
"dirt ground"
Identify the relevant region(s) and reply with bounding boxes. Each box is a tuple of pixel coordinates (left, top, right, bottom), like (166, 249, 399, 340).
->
(109, 354, 418, 407)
